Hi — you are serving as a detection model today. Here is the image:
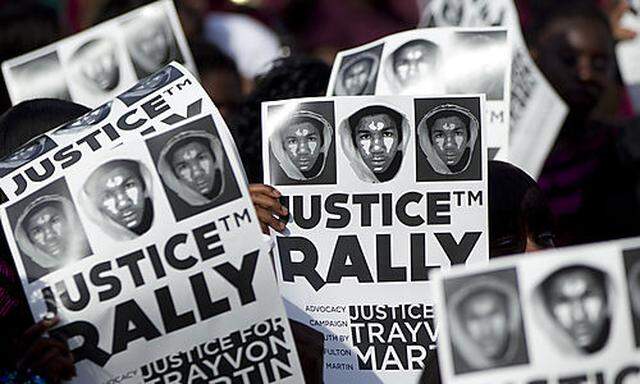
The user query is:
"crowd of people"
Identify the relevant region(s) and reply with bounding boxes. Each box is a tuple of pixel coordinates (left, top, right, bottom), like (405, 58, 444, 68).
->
(0, 0, 639, 383)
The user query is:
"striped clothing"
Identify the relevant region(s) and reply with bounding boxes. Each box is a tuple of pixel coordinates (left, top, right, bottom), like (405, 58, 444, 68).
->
(538, 119, 639, 245)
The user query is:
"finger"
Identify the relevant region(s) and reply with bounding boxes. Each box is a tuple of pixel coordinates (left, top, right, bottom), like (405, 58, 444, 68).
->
(251, 193, 288, 216)
(268, 215, 286, 232)
(616, 27, 638, 41)
(255, 206, 276, 226)
(249, 184, 281, 197)
(21, 317, 58, 349)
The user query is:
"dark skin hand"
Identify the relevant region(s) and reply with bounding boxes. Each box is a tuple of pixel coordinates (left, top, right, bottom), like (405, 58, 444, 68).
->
(249, 184, 288, 233)
(15, 316, 76, 384)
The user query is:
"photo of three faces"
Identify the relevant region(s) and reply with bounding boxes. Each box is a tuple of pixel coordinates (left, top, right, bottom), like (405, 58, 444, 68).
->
(268, 98, 482, 185)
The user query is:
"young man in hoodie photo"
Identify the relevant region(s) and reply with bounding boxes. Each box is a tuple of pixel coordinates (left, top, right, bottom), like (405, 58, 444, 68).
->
(536, 265, 612, 355)
(82, 159, 154, 240)
(341, 104, 410, 183)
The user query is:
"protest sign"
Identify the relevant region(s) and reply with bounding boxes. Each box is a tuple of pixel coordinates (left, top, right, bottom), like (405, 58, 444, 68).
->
(616, 1, 640, 113)
(0, 62, 304, 384)
(262, 94, 489, 382)
(432, 238, 640, 384)
(2, 0, 195, 108)
(418, 0, 568, 178)
(327, 27, 511, 161)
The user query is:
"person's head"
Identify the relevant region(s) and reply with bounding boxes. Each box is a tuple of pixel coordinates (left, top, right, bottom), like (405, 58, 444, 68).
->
(22, 200, 69, 259)
(392, 39, 441, 85)
(84, 160, 148, 231)
(542, 265, 610, 353)
(348, 106, 403, 174)
(529, 2, 614, 114)
(342, 57, 374, 95)
(489, 161, 555, 258)
(72, 38, 120, 92)
(192, 40, 242, 121)
(282, 116, 324, 174)
(0, 99, 90, 161)
(231, 56, 331, 183)
(128, 17, 171, 72)
(168, 137, 217, 196)
(458, 288, 510, 359)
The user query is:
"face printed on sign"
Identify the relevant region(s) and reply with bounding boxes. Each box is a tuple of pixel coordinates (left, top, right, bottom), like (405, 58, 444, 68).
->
(130, 21, 171, 72)
(343, 59, 373, 95)
(282, 121, 322, 173)
(392, 40, 440, 86)
(170, 140, 217, 196)
(460, 290, 510, 359)
(354, 113, 400, 174)
(24, 203, 70, 259)
(73, 39, 120, 92)
(543, 268, 609, 352)
(84, 161, 150, 235)
(430, 116, 469, 167)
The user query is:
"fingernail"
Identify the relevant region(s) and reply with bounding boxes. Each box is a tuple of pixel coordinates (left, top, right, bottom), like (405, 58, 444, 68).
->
(272, 189, 281, 197)
(282, 206, 289, 215)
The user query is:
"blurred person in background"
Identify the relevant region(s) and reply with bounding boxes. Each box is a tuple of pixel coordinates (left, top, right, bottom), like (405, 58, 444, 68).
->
(191, 39, 243, 121)
(529, 1, 640, 246)
(420, 160, 555, 383)
(230, 56, 331, 183)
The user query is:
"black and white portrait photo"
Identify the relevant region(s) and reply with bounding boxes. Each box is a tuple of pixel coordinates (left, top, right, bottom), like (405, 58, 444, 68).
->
(121, 8, 183, 78)
(268, 101, 336, 185)
(147, 115, 241, 221)
(6, 178, 92, 282)
(333, 44, 383, 96)
(80, 159, 154, 240)
(416, 98, 482, 181)
(445, 268, 529, 374)
(384, 39, 443, 94)
(445, 30, 508, 101)
(0, 135, 57, 178)
(533, 265, 613, 355)
(6, 51, 71, 103)
(118, 65, 183, 106)
(69, 37, 121, 95)
(52, 101, 112, 136)
(623, 248, 640, 347)
(339, 104, 410, 183)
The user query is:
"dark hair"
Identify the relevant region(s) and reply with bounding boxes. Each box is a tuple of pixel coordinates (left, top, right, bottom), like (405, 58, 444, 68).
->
(0, 99, 90, 160)
(287, 115, 325, 147)
(424, 110, 471, 145)
(21, 200, 64, 234)
(526, 1, 612, 47)
(489, 161, 555, 257)
(542, 265, 607, 303)
(230, 56, 331, 183)
(166, 136, 216, 175)
(191, 39, 239, 75)
(85, 159, 146, 193)
(392, 39, 440, 70)
(347, 105, 404, 145)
